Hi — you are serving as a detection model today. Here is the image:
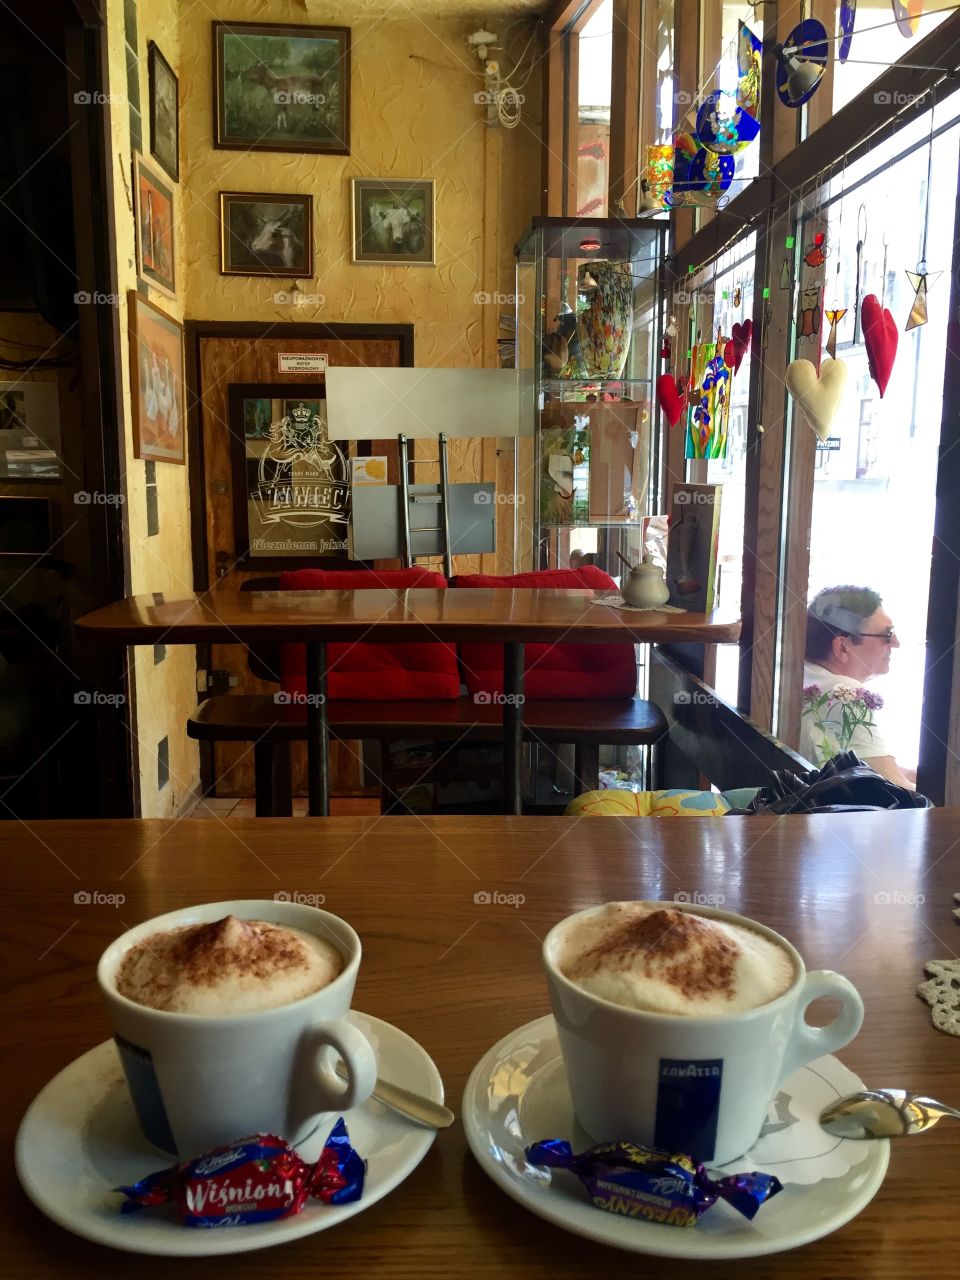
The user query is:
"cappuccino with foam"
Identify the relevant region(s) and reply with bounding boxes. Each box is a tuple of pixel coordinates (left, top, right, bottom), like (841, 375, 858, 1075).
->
(116, 914, 343, 1014)
(554, 901, 795, 1016)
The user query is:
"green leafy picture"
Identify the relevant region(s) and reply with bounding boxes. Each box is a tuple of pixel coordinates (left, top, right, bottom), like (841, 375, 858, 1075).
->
(214, 22, 350, 155)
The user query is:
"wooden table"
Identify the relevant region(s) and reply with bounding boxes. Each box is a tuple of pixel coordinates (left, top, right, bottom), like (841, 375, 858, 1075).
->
(4, 809, 957, 1277)
(77, 588, 740, 816)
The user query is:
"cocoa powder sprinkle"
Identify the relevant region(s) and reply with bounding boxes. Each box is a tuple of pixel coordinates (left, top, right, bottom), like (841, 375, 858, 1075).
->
(565, 908, 740, 1003)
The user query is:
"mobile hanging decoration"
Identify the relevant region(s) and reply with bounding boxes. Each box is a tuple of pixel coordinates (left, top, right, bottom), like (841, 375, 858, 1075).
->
(776, 19, 829, 109)
(891, 1, 924, 39)
(839, 1, 857, 63)
(905, 106, 942, 330)
(685, 332, 732, 460)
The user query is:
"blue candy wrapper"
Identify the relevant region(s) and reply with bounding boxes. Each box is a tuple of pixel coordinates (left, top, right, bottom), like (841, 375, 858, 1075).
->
(526, 1138, 782, 1227)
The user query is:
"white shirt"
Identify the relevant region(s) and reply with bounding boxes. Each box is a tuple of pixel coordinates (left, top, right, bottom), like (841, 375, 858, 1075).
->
(799, 662, 892, 767)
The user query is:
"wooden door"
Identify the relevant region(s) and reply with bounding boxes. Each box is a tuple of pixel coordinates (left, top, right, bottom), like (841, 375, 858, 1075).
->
(187, 324, 411, 798)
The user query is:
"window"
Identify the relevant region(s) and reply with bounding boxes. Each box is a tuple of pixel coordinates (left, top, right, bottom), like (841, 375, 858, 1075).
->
(576, 0, 613, 216)
(802, 103, 960, 771)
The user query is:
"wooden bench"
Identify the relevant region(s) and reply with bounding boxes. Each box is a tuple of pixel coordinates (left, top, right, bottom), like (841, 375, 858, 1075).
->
(188, 694, 669, 815)
(649, 647, 814, 789)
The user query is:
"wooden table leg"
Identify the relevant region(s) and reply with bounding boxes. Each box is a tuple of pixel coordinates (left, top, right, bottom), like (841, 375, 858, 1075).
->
(306, 641, 330, 817)
(574, 742, 600, 795)
(503, 641, 524, 815)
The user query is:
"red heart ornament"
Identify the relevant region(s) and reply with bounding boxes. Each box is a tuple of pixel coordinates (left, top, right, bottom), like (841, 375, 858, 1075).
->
(861, 294, 898, 398)
(656, 373, 685, 426)
(723, 320, 753, 373)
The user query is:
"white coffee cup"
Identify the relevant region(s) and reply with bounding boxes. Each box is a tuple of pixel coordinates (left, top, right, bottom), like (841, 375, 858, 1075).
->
(543, 901, 864, 1165)
(98, 899, 378, 1157)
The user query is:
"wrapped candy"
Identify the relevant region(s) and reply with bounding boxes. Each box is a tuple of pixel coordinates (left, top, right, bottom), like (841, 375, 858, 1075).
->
(526, 1137, 781, 1228)
(117, 1119, 364, 1227)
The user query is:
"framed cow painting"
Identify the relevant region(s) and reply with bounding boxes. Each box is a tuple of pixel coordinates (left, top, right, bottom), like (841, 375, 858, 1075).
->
(213, 21, 350, 155)
(219, 192, 313, 277)
(351, 178, 435, 266)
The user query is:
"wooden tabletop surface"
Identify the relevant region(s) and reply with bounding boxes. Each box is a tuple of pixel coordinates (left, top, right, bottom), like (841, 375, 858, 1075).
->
(4, 810, 957, 1277)
(76, 588, 741, 645)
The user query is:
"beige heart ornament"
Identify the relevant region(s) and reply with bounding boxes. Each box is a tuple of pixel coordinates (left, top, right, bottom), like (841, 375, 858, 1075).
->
(785, 357, 848, 442)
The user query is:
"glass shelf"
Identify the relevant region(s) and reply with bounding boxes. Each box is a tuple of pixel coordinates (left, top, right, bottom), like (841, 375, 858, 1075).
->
(515, 216, 668, 570)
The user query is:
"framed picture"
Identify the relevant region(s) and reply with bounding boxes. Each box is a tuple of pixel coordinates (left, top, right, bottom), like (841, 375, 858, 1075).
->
(133, 154, 176, 296)
(351, 178, 435, 265)
(219, 192, 313, 277)
(148, 41, 179, 182)
(129, 292, 185, 465)
(227, 383, 350, 562)
(665, 481, 722, 613)
(213, 21, 350, 155)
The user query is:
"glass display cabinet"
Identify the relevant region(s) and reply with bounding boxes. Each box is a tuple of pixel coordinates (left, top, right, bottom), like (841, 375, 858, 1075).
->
(514, 217, 668, 573)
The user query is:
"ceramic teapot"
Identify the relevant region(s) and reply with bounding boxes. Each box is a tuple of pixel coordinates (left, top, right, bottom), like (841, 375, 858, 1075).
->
(621, 554, 670, 608)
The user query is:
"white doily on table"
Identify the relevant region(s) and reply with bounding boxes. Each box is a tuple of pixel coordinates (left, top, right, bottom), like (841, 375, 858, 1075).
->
(918, 958, 960, 1037)
(594, 594, 687, 613)
(712, 1054, 872, 1187)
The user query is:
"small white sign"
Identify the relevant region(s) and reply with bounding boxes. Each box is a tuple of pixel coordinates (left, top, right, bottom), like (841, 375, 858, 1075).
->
(277, 353, 328, 373)
(351, 456, 388, 486)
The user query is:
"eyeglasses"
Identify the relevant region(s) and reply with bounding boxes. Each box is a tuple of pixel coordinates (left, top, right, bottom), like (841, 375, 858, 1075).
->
(857, 629, 896, 644)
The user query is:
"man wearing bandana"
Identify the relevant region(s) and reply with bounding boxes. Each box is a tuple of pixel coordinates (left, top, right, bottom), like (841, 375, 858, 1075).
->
(800, 585, 915, 788)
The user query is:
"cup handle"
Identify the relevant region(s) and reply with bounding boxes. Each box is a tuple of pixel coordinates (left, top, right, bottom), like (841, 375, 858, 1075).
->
(302, 1019, 378, 1112)
(777, 969, 864, 1089)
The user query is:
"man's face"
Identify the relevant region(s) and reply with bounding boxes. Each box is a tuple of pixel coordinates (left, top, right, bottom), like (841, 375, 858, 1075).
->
(837, 606, 899, 679)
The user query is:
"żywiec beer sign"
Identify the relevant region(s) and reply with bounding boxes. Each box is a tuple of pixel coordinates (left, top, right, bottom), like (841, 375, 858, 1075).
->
(232, 391, 350, 559)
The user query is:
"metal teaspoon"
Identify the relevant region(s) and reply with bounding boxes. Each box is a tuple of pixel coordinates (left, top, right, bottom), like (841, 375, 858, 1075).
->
(335, 1062, 455, 1129)
(820, 1088, 960, 1139)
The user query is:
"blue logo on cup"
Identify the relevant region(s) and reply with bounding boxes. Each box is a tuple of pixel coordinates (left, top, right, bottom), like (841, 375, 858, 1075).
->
(654, 1058, 723, 1161)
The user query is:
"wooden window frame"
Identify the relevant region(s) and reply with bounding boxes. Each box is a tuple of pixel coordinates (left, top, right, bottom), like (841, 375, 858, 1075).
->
(667, 7, 960, 804)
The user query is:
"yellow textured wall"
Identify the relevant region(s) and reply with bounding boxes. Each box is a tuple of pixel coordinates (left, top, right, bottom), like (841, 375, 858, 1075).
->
(101, 0, 541, 811)
(181, 1, 541, 366)
(105, 0, 198, 817)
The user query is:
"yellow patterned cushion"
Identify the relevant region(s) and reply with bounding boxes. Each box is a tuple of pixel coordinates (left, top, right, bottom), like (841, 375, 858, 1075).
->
(566, 788, 735, 818)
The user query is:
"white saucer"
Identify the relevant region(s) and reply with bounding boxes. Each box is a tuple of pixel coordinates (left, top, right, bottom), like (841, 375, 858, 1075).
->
(462, 1015, 889, 1260)
(16, 1012, 442, 1256)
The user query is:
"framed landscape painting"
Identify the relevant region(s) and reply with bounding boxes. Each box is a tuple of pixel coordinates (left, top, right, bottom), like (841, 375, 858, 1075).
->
(213, 21, 350, 155)
(129, 293, 185, 465)
(148, 41, 179, 181)
(133, 154, 176, 296)
(351, 178, 435, 265)
(219, 192, 313, 277)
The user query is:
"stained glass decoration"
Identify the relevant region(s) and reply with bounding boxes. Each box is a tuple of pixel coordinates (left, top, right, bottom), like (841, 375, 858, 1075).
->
(798, 287, 823, 341)
(669, 133, 734, 207)
(891, 2, 924, 38)
(737, 22, 762, 117)
(685, 340, 731, 460)
(696, 90, 760, 156)
(839, 1, 857, 62)
(645, 143, 675, 208)
(804, 232, 827, 268)
(905, 263, 942, 329)
(825, 308, 847, 359)
(776, 19, 829, 109)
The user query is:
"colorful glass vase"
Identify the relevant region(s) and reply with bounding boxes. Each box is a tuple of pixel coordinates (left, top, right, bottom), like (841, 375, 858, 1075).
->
(576, 260, 633, 378)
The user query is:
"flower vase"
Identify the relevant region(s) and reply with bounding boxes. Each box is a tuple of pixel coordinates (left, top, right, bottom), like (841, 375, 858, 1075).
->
(576, 260, 633, 378)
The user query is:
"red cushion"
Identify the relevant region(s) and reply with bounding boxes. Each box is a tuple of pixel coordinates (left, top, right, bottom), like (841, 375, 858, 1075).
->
(278, 568, 459, 701)
(453, 568, 637, 700)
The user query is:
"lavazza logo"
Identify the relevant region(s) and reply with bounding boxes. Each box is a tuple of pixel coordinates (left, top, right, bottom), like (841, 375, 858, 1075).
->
(660, 1062, 722, 1078)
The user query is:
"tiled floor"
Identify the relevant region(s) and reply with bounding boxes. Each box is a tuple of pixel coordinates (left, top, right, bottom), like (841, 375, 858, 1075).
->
(187, 797, 380, 818)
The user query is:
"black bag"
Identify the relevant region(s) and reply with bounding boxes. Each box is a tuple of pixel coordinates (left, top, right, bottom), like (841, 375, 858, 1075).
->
(728, 750, 932, 814)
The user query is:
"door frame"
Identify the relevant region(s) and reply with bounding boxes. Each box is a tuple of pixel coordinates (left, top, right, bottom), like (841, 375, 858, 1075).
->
(183, 321, 414, 591)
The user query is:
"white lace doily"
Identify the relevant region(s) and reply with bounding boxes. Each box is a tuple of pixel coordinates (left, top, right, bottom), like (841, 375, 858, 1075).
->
(917, 958, 960, 1037)
(594, 594, 687, 613)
